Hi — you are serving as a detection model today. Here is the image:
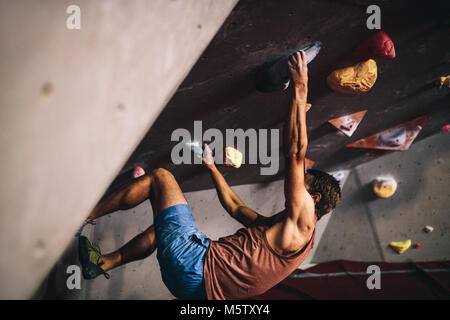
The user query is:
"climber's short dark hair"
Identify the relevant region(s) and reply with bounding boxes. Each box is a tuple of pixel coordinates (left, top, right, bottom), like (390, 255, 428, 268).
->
(307, 169, 341, 220)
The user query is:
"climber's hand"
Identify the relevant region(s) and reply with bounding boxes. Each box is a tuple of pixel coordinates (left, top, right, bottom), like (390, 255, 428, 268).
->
(201, 143, 216, 170)
(288, 51, 308, 90)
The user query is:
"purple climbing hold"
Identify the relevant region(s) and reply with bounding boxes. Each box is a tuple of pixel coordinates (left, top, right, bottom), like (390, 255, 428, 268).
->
(378, 127, 407, 147)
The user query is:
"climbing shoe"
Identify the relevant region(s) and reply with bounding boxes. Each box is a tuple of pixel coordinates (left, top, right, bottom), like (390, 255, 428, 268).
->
(78, 236, 110, 280)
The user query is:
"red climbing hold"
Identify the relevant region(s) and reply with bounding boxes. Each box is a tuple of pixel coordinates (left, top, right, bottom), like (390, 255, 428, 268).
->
(413, 243, 421, 249)
(441, 124, 450, 133)
(354, 31, 396, 60)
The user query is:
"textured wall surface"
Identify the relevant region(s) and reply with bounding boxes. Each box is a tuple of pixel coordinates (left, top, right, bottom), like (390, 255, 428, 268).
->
(109, 0, 449, 194)
(0, 0, 237, 299)
(315, 132, 450, 263)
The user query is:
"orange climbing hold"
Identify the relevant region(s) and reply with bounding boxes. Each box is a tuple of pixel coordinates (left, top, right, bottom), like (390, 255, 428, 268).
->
(327, 59, 378, 94)
(328, 110, 367, 137)
(440, 75, 450, 88)
(346, 114, 431, 151)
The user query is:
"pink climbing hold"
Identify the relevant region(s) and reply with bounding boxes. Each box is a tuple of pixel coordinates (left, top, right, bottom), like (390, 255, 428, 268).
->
(441, 124, 450, 133)
(133, 166, 146, 178)
(413, 243, 421, 249)
(354, 30, 396, 60)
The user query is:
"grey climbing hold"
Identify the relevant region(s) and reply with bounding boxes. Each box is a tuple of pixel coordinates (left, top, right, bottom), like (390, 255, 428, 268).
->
(257, 41, 322, 92)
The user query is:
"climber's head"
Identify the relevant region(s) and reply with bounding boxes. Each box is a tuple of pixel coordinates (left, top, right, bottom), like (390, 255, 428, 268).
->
(304, 169, 341, 220)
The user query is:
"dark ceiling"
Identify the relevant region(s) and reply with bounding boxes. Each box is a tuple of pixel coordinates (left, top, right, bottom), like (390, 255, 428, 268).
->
(107, 0, 449, 194)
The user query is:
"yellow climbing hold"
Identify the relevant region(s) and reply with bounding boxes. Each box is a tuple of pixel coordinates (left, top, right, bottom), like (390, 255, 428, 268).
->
(389, 239, 411, 254)
(440, 75, 450, 88)
(327, 59, 378, 94)
(306, 103, 312, 112)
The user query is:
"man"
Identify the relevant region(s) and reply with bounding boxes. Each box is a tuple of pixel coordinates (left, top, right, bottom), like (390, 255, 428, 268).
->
(79, 51, 341, 300)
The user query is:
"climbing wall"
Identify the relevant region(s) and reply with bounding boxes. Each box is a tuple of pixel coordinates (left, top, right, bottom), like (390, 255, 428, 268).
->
(35, 0, 450, 299)
(0, 0, 238, 299)
(108, 0, 450, 194)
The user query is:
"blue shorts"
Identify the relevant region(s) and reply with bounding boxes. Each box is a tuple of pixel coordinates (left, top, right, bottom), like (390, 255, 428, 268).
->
(154, 204, 210, 300)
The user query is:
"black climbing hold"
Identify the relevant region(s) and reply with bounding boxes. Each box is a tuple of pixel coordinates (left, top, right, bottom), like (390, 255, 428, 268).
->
(256, 42, 322, 93)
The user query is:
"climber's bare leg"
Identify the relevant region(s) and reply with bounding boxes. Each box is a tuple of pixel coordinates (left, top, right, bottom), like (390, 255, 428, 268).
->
(98, 225, 156, 272)
(87, 168, 187, 222)
(92, 168, 188, 271)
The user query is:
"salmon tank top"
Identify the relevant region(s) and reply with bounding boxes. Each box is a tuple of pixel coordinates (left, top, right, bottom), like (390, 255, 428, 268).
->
(203, 225, 315, 300)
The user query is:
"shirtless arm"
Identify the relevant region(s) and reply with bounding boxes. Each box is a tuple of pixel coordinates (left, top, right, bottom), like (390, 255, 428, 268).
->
(268, 52, 315, 252)
(202, 144, 274, 228)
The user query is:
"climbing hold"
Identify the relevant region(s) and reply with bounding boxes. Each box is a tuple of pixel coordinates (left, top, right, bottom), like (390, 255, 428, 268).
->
(224, 147, 243, 168)
(346, 114, 431, 151)
(305, 158, 315, 170)
(306, 103, 312, 112)
(354, 31, 396, 60)
(389, 239, 411, 254)
(332, 171, 345, 182)
(256, 42, 322, 92)
(378, 127, 406, 147)
(327, 59, 377, 94)
(440, 75, 450, 88)
(133, 166, 145, 178)
(424, 225, 434, 233)
(441, 124, 450, 133)
(328, 110, 367, 137)
(373, 176, 397, 198)
(413, 243, 421, 249)
(331, 170, 350, 189)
